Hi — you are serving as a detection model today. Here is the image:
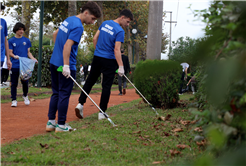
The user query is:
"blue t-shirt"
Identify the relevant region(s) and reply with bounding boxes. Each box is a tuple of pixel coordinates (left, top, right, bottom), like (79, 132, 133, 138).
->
(8, 36, 32, 69)
(94, 20, 125, 59)
(1, 18, 8, 62)
(50, 16, 84, 71)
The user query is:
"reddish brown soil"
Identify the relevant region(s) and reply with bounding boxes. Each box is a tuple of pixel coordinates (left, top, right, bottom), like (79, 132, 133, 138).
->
(1, 89, 140, 145)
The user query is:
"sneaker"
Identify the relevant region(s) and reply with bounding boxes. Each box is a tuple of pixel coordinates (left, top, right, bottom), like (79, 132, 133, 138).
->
(23, 96, 30, 105)
(75, 103, 83, 119)
(193, 92, 195, 95)
(98, 112, 108, 120)
(55, 124, 73, 132)
(179, 93, 183, 95)
(11, 100, 17, 107)
(118, 93, 123, 96)
(46, 121, 57, 132)
(123, 88, 126, 95)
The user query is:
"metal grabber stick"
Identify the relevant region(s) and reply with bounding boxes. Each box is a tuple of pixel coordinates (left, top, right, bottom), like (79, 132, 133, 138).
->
(116, 70, 159, 116)
(57, 66, 117, 127)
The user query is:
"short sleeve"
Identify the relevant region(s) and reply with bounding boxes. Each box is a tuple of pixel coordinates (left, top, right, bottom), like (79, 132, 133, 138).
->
(8, 40, 13, 50)
(27, 38, 32, 48)
(4, 21, 8, 36)
(68, 26, 83, 44)
(115, 31, 124, 43)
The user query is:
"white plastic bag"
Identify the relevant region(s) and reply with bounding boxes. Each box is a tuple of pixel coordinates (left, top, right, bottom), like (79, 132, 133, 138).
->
(19, 57, 36, 80)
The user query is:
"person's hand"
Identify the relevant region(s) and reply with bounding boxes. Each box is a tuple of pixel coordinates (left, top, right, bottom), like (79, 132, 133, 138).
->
(184, 76, 187, 80)
(7, 59, 12, 70)
(129, 71, 132, 75)
(32, 58, 38, 63)
(62, 65, 70, 78)
(118, 66, 124, 77)
(14, 55, 19, 59)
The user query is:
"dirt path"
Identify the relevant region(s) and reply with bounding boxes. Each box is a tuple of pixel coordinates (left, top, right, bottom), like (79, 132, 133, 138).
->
(1, 89, 140, 145)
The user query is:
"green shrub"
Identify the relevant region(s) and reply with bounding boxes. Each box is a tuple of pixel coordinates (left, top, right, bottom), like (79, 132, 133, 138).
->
(30, 46, 53, 87)
(133, 60, 182, 109)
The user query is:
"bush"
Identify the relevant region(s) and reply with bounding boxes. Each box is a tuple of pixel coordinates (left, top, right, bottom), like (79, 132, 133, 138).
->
(133, 60, 182, 109)
(30, 46, 53, 87)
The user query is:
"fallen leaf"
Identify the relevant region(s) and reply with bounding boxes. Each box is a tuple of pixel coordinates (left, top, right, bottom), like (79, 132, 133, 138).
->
(169, 149, 181, 156)
(40, 143, 49, 149)
(173, 128, 183, 132)
(164, 132, 170, 136)
(165, 114, 172, 120)
(132, 130, 141, 134)
(158, 116, 165, 121)
(81, 126, 87, 129)
(39, 88, 42, 91)
(83, 147, 91, 151)
(144, 135, 150, 138)
(30, 97, 35, 102)
(194, 127, 203, 132)
(196, 139, 206, 146)
(152, 161, 161, 164)
(34, 93, 38, 96)
(176, 144, 190, 149)
(180, 120, 190, 126)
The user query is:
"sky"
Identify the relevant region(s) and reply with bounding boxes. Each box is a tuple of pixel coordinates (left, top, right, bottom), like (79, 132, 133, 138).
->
(161, 0, 211, 59)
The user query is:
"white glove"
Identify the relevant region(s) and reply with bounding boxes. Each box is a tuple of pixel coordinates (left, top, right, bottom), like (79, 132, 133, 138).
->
(14, 55, 19, 59)
(118, 66, 124, 77)
(62, 65, 70, 78)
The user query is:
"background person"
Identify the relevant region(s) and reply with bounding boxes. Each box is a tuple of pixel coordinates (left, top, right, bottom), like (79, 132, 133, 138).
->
(1, 56, 10, 86)
(46, 2, 101, 132)
(9, 22, 37, 107)
(1, 3, 12, 77)
(118, 49, 131, 95)
(75, 9, 133, 120)
(179, 62, 189, 95)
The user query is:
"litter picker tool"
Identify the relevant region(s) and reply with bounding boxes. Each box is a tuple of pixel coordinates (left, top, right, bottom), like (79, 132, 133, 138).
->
(116, 70, 164, 120)
(57, 66, 117, 127)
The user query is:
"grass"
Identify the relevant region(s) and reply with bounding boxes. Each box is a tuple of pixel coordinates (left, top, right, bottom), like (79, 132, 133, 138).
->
(1, 93, 205, 166)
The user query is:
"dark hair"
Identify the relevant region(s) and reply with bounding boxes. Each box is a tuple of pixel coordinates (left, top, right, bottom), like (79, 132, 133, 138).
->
(1, 2, 5, 10)
(121, 49, 124, 53)
(119, 9, 133, 21)
(81, 1, 102, 18)
(13, 22, 26, 33)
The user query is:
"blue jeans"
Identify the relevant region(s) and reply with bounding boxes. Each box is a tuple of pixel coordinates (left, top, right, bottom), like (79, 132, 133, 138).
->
(48, 64, 76, 125)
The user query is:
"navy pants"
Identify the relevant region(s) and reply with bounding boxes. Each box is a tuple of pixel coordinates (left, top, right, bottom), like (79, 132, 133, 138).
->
(10, 68, 29, 101)
(48, 64, 76, 125)
(0, 62, 4, 78)
(78, 56, 118, 112)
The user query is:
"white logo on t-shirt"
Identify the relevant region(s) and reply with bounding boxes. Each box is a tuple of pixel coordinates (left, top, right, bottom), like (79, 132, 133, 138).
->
(13, 43, 16, 47)
(23, 42, 26, 45)
(0, 25, 2, 30)
(101, 24, 114, 35)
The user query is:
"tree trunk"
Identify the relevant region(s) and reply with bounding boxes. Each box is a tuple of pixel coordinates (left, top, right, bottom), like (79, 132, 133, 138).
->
(135, 42, 140, 63)
(127, 26, 133, 64)
(68, 1, 77, 17)
(146, 1, 163, 60)
(97, 1, 104, 27)
(21, 1, 31, 38)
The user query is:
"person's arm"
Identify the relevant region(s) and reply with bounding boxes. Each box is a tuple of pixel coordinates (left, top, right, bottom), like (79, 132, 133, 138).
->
(187, 79, 192, 86)
(5, 37, 12, 69)
(184, 67, 188, 80)
(53, 29, 59, 43)
(62, 39, 74, 78)
(93, 30, 100, 49)
(27, 48, 38, 62)
(9, 49, 18, 59)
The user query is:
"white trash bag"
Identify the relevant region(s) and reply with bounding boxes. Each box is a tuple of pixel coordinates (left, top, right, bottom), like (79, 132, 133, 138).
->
(19, 57, 36, 80)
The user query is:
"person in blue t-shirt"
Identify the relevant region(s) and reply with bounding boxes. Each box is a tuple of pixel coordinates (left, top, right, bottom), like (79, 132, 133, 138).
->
(46, 1, 102, 133)
(75, 9, 133, 120)
(9, 22, 37, 107)
(1, 3, 12, 83)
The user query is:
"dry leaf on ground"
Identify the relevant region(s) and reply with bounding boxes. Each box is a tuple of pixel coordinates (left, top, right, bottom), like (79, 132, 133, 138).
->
(173, 128, 183, 132)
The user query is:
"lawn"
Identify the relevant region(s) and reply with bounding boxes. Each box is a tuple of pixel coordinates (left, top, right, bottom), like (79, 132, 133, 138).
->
(1, 93, 205, 166)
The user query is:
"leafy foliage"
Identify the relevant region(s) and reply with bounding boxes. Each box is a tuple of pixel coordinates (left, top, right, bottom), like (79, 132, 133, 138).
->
(186, 1, 246, 165)
(133, 60, 181, 108)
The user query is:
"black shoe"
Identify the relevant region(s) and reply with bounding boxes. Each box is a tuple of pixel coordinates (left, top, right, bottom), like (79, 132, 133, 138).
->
(118, 93, 123, 96)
